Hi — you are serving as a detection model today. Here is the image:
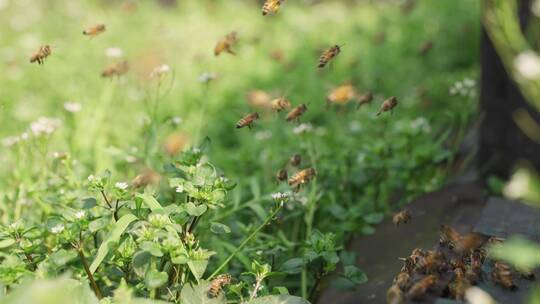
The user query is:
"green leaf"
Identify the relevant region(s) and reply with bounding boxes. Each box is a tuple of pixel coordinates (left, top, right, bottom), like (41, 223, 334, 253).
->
(145, 270, 168, 289)
(133, 251, 152, 278)
(89, 213, 137, 274)
(188, 259, 209, 282)
(50, 249, 78, 267)
(136, 193, 163, 211)
(363, 212, 384, 224)
(210, 222, 231, 234)
(180, 281, 226, 304)
(245, 295, 311, 304)
(186, 202, 207, 216)
(88, 217, 109, 233)
(0, 239, 16, 249)
(81, 197, 97, 209)
(489, 236, 540, 272)
(280, 258, 304, 274)
(343, 265, 368, 284)
(140, 241, 163, 257)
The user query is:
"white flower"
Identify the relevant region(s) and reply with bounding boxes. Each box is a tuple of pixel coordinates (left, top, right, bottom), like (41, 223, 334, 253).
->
(75, 210, 86, 219)
(105, 47, 123, 58)
(51, 224, 65, 234)
(293, 123, 313, 134)
(198, 72, 217, 83)
(150, 64, 171, 78)
(30, 117, 61, 136)
(255, 130, 272, 140)
(87, 174, 95, 182)
(271, 192, 291, 205)
(172, 116, 182, 125)
(125, 155, 137, 163)
(20, 132, 29, 140)
(63, 101, 81, 113)
(411, 117, 431, 133)
(2, 136, 20, 147)
(115, 182, 129, 190)
(515, 51, 540, 79)
(504, 170, 531, 199)
(175, 186, 184, 193)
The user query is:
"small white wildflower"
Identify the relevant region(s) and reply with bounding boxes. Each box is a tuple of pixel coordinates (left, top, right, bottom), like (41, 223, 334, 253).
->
(150, 64, 171, 78)
(105, 47, 123, 58)
(504, 170, 531, 200)
(296, 195, 308, 206)
(515, 51, 540, 79)
(463, 78, 476, 87)
(172, 116, 182, 125)
(175, 186, 184, 193)
(75, 210, 86, 219)
(2, 136, 20, 147)
(51, 224, 65, 234)
(125, 155, 137, 163)
(87, 174, 95, 182)
(192, 148, 201, 154)
(349, 121, 361, 132)
(20, 132, 29, 140)
(198, 72, 217, 83)
(30, 117, 61, 136)
(115, 182, 129, 190)
(411, 117, 431, 133)
(63, 101, 82, 113)
(293, 123, 313, 134)
(255, 130, 272, 140)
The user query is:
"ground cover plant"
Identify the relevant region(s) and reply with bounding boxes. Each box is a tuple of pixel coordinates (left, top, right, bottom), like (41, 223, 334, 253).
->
(0, 0, 479, 303)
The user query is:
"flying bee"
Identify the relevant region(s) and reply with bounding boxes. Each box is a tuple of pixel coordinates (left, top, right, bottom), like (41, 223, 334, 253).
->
(386, 284, 405, 304)
(276, 168, 288, 182)
(262, 0, 283, 16)
(101, 61, 129, 78)
(394, 271, 411, 290)
(326, 84, 356, 105)
(288, 168, 316, 191)
(236, 113, 259, 129)
(214, 31, 238, 56)
(449, 268, 470, 300)
(439, 225, 460, 249)
(83, 24, 106, 37)
(131, 169, 160, 188)
(29, 45, 52, 65)
(289, 154, 301, 167)
(285, 104, 307, 122)
(392, 209, 411, 226)
(376, 97, 398, 116)
(318, 45, 341, 68)
(407, 275, 438, 300)
(208, 273, 232, 298)
(491, 262, 516, 290)
(419, 40, 434, 56)
(271, 97, 291, 112)
(356, 92, 374, 109)
(246, 90, 272, 109)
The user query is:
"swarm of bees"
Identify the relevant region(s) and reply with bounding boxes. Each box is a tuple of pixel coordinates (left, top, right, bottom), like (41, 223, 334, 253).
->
(318, 45, 341, 68)
(208, 273, 233, 298)
(83, 24, 106, 37)
(101, 61, 129, 78)
(29, 45, 52, 65)
(387, 226, 536, 303)
(262, 0, 284, 16)
(214, 31, 238, 56)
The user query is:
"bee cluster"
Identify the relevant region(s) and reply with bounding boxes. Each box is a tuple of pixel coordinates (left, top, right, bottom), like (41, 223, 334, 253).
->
(387, 226, 536, 303)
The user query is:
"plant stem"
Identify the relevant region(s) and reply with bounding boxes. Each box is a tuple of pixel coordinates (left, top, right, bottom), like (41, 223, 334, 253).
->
(208, 205, 282, 279)
(100, 190, 112, 209)
(249, 277, 263, 301)
(78, 249, 103, 299)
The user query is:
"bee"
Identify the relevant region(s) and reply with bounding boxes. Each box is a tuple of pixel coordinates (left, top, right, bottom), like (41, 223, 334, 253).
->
(101, 61, 129, 78)
(271, 97, 291, 112)
(29, 45, 52, 65)
(289, 154, 301, 167)
(236, 113, 259, 129)
(285, 104, 307, 122)
(394, 271, 411, 290)
(208, 273, 232, 298)
(465, 251, 483, 284)
(356, 92, 374, 109)
(414, 250, 445, 274)
(276, 168, 288, 182)
(318, 45, 341, 68)
(288, 168, 316, 190)
(392, 209, 411, 226)
(449, 268, 470, 300)
(214, 32, 238, 56)
(262, 0, 283, 16)
(386, 284, 405, 304)
(419, 40, 434, 56)
(246, 90, 272, 109)
(407, 275, 438, 300)
(376, 97, 398, 116)
(82, 24, 106, 37)
(519, 269, 536, 280)
(326, 84, 357, 105)
(439, 225, 460, 249)
(491, 262, 516, 290)
(132, 169, 160, 188)
(399, 248, 425, 273)
(456, 233, 484, 254)
(164, 133, 189, 156)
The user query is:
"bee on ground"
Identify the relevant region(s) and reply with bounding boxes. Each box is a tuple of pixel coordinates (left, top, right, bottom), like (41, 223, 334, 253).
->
(393, 271, 411, 290)
(276, 168, 288, 182)
(289, 154, 301, 167)
(236, 113, 260, 129)
(376, 97, 398, 116)
(288, 168, 316, 191)
(326, 84, 357, 106)
(262, 0, 284, 16)
(29, 45, 52, 65)
(386, 284, 405, 304)
(285, 104, 307, 122)
(208, 274, 232, 298)
(83, 24, 106, 37)
(214, 32, 238, 56)
(318, 45, 341, 68)
(101, 61, 129, 78)
(414, 250, 445, 274)
(491, 262, 516, 290)
(407, 275, 438, 300)
(356, 92, 374, 109)
(439, 225, 460, 249)
(449, 268, 470, 300)
(271, 97, 292, 112)
(392, 209, 411, 226)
